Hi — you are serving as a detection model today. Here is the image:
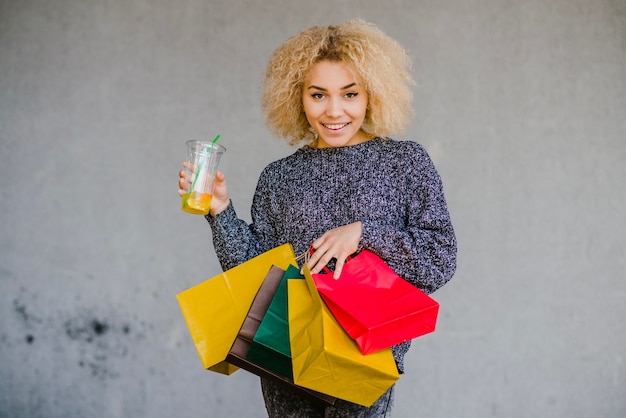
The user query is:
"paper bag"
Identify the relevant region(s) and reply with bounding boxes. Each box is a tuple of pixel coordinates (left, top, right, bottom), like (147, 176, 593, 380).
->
(226, 265, 336, 406)
(312, 250, 440, 355)
(176, 243, 296, 373)
(288, 266, 400, 407)
(245, 264, 301, 379)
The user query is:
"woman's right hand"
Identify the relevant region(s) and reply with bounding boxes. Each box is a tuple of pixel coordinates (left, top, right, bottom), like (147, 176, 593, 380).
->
(178, 163, 230, 217)
(207, 170, 230, 216)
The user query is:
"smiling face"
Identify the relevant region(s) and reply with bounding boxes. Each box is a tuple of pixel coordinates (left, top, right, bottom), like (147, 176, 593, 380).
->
(302, 60, 371, 148)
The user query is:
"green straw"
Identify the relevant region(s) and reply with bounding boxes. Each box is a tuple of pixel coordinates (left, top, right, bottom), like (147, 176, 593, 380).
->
(190, 134, 220, 194)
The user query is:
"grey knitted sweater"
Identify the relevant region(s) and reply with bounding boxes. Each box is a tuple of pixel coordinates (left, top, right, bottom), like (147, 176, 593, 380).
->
(206, 137, 457, 372)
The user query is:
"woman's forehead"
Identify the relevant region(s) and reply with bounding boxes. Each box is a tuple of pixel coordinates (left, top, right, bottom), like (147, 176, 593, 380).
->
(304, 60, 364, 86)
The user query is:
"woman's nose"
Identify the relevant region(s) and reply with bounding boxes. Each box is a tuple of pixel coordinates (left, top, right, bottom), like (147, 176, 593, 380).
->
(325, 98, 343, 117)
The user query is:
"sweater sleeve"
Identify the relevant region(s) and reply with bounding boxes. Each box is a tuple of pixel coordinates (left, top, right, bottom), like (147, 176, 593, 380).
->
(360, 144, 457, 294)
(205, 165, 279, 271)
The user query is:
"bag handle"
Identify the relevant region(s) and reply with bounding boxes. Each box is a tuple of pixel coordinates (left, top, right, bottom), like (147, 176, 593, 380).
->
(296, 245, 354, 275)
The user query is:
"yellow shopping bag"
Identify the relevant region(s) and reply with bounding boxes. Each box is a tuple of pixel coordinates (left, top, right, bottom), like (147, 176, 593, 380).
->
(176, 244, 297, 374)
(288, 266, 400, 407)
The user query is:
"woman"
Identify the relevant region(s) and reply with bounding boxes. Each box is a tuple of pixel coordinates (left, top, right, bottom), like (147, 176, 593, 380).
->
(179, 18, 457, 418)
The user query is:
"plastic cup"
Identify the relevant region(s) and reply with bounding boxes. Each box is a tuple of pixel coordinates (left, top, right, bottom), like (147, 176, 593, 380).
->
(181, 139, 226, 215)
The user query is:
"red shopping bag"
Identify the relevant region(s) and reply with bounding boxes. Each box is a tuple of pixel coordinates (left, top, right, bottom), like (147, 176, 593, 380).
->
(311, 249, 439, 355)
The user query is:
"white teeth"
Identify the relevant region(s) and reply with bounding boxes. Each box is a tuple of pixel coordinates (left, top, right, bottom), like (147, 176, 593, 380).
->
(323, 123, 348, 130)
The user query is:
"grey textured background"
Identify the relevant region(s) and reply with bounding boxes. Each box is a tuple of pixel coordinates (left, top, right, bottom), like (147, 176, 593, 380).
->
(1, 0, 625, 417)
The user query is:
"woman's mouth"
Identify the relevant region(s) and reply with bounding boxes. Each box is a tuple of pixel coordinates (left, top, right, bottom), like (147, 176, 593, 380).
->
(322, 122, 350, 131)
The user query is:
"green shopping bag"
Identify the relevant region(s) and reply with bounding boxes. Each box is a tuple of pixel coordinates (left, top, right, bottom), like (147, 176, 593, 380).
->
(245, 264, 302, 379)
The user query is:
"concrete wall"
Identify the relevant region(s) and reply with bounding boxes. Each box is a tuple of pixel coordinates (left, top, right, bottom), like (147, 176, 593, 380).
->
(1, 0, 624, 417)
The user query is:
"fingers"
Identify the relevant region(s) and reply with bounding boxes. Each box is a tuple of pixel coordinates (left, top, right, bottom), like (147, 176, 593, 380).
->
(214, 170, 225, 184)
(305, 222, 363, 279)
(182, 161, 197, 173)
(178, 167, 192, 194)
(178, 162, 196, 194)
(333, 257, 346, 280)
(306, 245, 330, 274)
(306, 243, 350, 279)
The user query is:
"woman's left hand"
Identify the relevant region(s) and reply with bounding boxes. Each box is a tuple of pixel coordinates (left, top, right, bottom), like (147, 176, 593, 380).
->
(306, 221, 362, 279)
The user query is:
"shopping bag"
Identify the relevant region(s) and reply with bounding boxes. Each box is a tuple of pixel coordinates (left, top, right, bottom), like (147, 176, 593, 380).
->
(176, 243, 296, 373)
(312, 249, 439, 355)
(245, 264, 301, 379)
(226, 265, 336, 406)
(288, 265, 400, 407)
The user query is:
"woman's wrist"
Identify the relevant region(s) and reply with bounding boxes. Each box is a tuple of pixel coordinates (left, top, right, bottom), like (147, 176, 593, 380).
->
(209, 200, 230, 218)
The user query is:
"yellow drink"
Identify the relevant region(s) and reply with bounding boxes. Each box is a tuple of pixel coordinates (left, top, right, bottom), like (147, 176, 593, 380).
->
(182, 192, 212, 215)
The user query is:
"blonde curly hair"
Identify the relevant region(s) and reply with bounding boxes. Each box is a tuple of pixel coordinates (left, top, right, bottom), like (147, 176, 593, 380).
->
(261, 19, 414, 145)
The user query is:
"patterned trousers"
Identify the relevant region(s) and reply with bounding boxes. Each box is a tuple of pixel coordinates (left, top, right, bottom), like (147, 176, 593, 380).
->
(261, 378, 395, 418)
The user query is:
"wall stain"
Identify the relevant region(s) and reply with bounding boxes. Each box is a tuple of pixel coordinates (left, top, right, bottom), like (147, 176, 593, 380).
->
(63, 313, 141, 380)
(13, 296, 43, 347)
(65, 318, 112, 343)
(13, 298, 42, 325)
(11, 292, 147, 381)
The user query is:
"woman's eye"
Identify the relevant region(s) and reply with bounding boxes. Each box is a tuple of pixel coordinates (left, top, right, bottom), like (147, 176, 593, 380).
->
(345, 92, 358, 99)
(311, 93, 324, 99)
